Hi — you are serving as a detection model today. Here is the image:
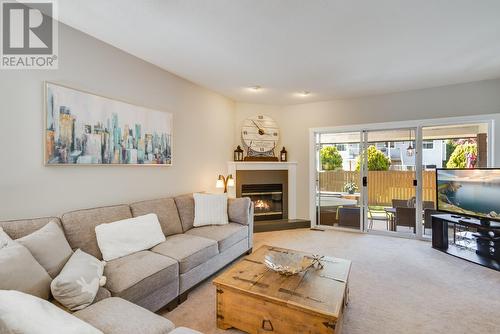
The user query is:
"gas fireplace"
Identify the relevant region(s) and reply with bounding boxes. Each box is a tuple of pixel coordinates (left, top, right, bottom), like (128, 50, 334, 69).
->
(241, 184, 283, 221)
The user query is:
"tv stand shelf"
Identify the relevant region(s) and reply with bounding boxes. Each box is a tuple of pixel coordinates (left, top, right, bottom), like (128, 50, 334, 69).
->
(432, 214, 500, 271)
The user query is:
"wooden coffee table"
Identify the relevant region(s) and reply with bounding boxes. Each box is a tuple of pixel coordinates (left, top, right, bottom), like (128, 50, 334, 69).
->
(213, 245, 351, 334)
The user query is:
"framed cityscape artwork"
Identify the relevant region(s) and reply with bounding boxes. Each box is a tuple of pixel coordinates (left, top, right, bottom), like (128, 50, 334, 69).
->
(44, 82, 173, 166)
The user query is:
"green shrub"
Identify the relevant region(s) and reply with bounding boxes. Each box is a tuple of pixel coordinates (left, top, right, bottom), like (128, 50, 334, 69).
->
(446, 143, 477, 168)
(355, 145, 391, 171)
(445, 140, 458, 162)
(320, 146, 343, 170)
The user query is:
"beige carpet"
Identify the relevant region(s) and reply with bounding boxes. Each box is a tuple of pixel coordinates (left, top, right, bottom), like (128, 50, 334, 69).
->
(161, 229, 500, 334)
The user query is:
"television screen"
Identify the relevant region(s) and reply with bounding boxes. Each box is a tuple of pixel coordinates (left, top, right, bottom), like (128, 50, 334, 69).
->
(436, 168, 500, 221)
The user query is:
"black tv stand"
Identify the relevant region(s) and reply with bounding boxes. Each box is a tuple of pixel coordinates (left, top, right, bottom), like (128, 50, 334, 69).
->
(432, 214, 500, 271)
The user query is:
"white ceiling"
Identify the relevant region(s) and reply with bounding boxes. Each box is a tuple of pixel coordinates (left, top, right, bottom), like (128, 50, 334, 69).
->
(58, 0, 500, 105)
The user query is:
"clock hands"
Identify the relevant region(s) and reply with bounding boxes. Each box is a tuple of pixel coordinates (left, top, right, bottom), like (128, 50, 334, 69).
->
(252, 120, 265, 135)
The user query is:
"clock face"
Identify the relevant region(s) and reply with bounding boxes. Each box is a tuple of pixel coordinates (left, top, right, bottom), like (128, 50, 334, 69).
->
(241, 115, 280, 153)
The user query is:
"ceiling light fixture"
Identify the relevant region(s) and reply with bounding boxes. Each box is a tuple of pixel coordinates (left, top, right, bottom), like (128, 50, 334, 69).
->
(249, 85, 262, 91)
(300, 91, 311, 96)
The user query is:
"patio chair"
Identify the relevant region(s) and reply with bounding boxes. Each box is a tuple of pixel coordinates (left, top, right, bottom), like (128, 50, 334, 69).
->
(423, 201, 435, 210)
(392, 199, 409, 208)
(367, 207, 390, 230)
(338, 207, 360, 229)
(395, 207, 416, 233)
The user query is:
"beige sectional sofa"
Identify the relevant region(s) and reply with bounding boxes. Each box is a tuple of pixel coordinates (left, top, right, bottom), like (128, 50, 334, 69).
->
(0, 194, 253, 333)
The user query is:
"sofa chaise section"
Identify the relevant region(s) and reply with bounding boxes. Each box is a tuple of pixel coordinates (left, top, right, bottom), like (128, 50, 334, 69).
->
(74, 297, 175, 334)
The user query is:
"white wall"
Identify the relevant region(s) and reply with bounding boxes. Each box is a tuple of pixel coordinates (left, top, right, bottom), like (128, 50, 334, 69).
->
(235, 79, 500, 219)
(0, 23, 235, 219)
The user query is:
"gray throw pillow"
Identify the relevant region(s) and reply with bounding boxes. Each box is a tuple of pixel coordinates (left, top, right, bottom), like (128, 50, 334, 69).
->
(51, 249, 105, 311)
(17, 221, 73, 278)
(0, 241, 52, 299)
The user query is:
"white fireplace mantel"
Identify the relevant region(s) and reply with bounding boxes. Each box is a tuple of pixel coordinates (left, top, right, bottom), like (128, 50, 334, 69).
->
(227, 161, 297, 219)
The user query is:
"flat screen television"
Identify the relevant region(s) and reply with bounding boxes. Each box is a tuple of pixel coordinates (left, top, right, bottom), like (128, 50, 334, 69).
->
(436, 168, 500, 222)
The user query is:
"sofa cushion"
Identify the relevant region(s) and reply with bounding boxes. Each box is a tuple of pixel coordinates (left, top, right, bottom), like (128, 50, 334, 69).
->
(151, 234, 219, 274)
(104, 251, 178, 303)
(174, 194, 195, 232)
(0, 216, 61, 239)
(17, 221, 73, 278)
(74, 297, 174, 334)
(61, 205, 132, 259)
(186, 223, 249, 252)
(94, 286, 112, 304)
(130, 198, 183, 236)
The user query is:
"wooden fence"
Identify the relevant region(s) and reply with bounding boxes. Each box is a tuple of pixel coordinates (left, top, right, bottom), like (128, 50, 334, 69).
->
(319, 170, 436, 206)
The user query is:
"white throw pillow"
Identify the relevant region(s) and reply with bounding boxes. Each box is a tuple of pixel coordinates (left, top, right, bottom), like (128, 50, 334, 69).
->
(51, 249, 105, 311)
(0, 290, 103, 334)
(193, 193, 229, 227)
(95, 213, 166, 261)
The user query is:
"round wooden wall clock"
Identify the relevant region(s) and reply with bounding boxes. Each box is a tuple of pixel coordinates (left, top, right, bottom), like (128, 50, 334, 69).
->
(241, 115, 280, 160)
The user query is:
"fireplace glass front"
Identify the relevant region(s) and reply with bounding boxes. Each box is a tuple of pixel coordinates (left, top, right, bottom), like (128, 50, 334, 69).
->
(241, 184, 283, 221)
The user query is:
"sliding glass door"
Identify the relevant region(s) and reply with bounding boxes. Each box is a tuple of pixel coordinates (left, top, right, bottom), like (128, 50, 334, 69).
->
(314, 127, 421, 237)
(313, 120, 491, 240)
(315, 131, 363, 230)
(363, 128, 418, 236)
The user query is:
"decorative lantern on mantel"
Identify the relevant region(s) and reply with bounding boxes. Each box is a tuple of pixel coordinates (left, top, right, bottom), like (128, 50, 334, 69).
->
(234, 145, 244, 161)
(280, 147, 287, 162)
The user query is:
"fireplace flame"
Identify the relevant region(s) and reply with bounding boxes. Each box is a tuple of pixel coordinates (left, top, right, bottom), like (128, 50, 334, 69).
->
(255, 200, 271, 210)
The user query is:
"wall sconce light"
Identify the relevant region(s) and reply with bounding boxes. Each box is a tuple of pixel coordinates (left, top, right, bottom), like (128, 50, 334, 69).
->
(216, 174, 234, 193)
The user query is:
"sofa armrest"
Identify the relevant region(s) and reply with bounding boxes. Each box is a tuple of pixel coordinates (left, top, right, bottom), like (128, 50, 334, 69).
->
(228, 197, 254, 250)
(228, 197, 251, 225)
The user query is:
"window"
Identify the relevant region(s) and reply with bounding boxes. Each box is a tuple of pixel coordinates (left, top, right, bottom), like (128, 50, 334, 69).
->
(423, 141, 434, 149)
(335, 144, 347, 151)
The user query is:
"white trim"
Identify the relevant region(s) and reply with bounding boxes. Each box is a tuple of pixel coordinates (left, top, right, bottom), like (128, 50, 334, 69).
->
(415, 126, 423, 238)
(309, 131, 317, 226)
(227, 161, 297, 219)
(309, 113, 496, 240)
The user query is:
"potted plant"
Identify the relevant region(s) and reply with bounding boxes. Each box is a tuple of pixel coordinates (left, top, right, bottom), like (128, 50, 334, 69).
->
(344, 181, 358, 194)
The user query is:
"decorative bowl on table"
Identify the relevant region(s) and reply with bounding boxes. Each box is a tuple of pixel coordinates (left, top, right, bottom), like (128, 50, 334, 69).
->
(264, 251, 316, 276)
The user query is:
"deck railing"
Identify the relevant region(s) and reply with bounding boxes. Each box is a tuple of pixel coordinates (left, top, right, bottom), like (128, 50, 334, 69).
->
(319, 170, 436, 206)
